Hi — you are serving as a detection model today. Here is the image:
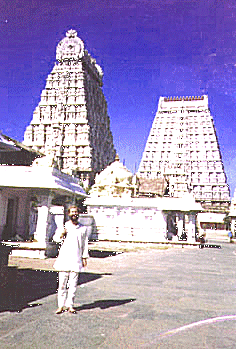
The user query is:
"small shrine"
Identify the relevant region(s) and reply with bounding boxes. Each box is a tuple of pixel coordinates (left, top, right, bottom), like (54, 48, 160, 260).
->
(85, 155, 202, 243)
(89, 154, 137, 198)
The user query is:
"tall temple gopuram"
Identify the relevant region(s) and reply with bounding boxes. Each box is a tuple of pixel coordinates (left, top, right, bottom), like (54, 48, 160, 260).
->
(24, 29, 116, 186)
(137, 95, 230, 212)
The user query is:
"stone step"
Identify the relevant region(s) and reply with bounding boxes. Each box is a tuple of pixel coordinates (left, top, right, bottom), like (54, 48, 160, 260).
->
(4, 242, 46, 259)
(4, 239, 200, 261)
(205, 231, 232, 243)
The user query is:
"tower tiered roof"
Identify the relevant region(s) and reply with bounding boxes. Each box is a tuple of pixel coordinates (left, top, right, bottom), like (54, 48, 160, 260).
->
(23, 29, 116, 186)
(138, 95, 230, 212)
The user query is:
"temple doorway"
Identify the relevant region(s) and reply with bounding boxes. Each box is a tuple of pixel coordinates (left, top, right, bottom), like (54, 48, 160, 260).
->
(2, 198, 18, 241)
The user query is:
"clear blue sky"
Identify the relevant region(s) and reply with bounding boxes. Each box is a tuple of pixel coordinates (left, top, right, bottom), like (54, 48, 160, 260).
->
(1, 0, 236, 197)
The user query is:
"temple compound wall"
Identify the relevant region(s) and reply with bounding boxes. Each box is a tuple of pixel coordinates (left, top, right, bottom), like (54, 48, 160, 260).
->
(86, 197, 199, 243)
(23, 30, 116, 186)
(85, 157, 202, 243)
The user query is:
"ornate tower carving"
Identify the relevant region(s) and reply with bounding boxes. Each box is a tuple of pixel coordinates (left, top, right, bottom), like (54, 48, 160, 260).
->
(137, 95, 230, 212)
(24, 29, 116, 186)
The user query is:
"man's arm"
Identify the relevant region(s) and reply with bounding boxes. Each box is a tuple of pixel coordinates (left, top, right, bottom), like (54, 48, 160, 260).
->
(81, 228, 89, 267)
(60, 226, 67, 240)
(53, 220, 69, 242)
(82, 258, 87, 267)
(53, 224, 66, 242)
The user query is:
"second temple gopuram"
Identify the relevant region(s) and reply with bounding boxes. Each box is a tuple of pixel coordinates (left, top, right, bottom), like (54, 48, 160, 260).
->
(138, 95, 230, 213)
(24, 29, 116, 186)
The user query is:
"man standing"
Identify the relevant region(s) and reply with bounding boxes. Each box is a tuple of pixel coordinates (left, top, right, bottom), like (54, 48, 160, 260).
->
(54, 205, 88, 314)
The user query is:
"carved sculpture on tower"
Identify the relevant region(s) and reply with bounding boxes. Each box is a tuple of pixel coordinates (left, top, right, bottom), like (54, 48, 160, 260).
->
(137, 95, 230, 212)
(24, 29, 116, 186)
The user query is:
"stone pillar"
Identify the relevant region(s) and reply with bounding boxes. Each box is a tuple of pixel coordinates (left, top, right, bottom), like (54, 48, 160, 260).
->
(0, 191, 7, 240)
(84, 173, 90, 188)
(15, 191, 29, 239)
(48, 206, 65, 242)
(162, 213, 167, 239)
(231, 218, 236, 238)
(34, 194, 53, 245)
(187, 214, 196, 242)
(176, 212, 184, 239)
(28, 205, 38, 239)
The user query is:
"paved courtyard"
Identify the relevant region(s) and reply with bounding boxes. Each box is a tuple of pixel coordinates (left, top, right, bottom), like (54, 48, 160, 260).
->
(1, 242, 236, 348)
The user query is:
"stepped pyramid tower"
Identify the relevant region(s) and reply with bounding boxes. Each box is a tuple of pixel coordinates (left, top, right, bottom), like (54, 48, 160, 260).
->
(24, 29, 116, 186)
(137, 95, 230, 212)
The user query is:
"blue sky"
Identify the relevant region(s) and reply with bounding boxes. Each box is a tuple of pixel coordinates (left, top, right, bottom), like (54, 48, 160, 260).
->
(1, 0, 236, 196)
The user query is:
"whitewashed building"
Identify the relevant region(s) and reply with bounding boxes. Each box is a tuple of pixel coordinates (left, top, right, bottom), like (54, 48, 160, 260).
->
(86, 157, 202, 242)
(0, 136, 87, 244)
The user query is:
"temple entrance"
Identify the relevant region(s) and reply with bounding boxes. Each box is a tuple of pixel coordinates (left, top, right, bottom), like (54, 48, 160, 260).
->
(166, 213, 178, 240)
(2, 198, 18, 241)
(166, 212, 187, 241)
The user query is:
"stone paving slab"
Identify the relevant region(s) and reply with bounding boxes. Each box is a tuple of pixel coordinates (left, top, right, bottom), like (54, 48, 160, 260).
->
(5, 239, 179, 259)
(1, 242, 236, 348)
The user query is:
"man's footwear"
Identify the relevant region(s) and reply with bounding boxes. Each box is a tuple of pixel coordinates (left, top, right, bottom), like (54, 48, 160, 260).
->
(55, 307, 65, 314)
(68, 307, 77, 314)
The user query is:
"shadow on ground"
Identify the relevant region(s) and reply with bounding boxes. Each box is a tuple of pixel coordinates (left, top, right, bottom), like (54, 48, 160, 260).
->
(89, 249, 123, 258)
(76, 298, 136, 311)
(0, 267, 111, 313)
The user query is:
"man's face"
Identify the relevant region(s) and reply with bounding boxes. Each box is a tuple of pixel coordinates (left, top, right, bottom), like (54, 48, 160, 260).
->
(69, 208, 79, 223)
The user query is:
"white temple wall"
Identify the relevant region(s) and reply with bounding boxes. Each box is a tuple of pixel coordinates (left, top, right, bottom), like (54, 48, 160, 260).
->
(87, 205, 167, 242)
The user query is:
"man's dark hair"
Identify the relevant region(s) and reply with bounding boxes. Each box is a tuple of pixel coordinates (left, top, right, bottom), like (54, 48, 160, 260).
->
(68, 205, 79, 214)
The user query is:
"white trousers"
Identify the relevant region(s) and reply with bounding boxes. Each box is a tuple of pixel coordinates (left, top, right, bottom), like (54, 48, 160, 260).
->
(58, 271, 79, 308)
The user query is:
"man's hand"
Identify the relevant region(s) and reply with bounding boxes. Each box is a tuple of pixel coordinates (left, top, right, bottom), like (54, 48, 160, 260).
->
(60, 228, 67, 240)
(82, 258, 87, 267)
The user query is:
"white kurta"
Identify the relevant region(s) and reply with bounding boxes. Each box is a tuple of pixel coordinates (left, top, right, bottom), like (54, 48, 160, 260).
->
(53, 220, 89, 272)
